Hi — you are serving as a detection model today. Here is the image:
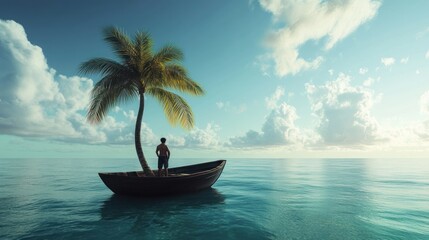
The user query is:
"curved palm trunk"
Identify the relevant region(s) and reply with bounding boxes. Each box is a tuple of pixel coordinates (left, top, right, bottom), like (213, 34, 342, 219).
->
(135, 91, 154, 176)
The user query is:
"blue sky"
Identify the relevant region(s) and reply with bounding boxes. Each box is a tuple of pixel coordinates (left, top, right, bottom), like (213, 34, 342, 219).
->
(1, 0, 429, 159)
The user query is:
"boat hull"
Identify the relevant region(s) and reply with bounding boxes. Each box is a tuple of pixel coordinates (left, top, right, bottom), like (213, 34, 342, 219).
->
(98, 160, 226, 196)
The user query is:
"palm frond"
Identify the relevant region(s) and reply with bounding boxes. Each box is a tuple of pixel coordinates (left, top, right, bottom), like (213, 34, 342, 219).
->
(146, 87, 194, 129)
(159, 64, 205, 95)
(87, 75, 138, 123)
(79, 58, 125, 76)
(142, 58, 166, 86)
(134, 31, 153, 65)
(103, 26, 135, 65)
(153, 45, 183, 63)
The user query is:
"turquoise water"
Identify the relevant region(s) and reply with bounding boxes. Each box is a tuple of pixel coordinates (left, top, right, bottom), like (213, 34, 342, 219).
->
(0, 158, 428, 240)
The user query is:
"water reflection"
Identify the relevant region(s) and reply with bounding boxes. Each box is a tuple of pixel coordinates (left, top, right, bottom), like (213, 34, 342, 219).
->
(261, 159, 376, 239)
(99, 186, 274, 239)
(100, 188, 225, 220)
(319, 159, 375, 239)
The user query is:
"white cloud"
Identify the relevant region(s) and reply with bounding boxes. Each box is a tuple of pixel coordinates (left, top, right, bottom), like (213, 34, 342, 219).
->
(254, 54, 272, 77)
(163, 135, 186, 147)
(381, 57, 395, 66)
(416, 27, 429, 39)
(0, 20, 154, 145)
(216, 101, 247, 113)
(305, 73, 382, 146)
(183, 123, 222, 149)
(426, 50, 429, 59)
(265, 86, 284, 109)
(359, 67, 368, 75)
(216, 102, 225, 109)
(223, 78, 429, 152)
(400, 57, 409, 64)
(414, 120, 429, 141)
(405, 91, 429, 142)
(229, 87, 304, 147)
(123, 110, 137, 121)
(159, 124, 222, 149)
(363, 77, 376, 87)
(0, 20, 79, 138)
(420, 91, 429, 115)
(229, 103, 303, 147)
(258, 0, 381, 77)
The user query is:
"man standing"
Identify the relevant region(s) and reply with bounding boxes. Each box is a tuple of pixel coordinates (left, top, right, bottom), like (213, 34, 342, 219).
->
(156, 137, 170, 177)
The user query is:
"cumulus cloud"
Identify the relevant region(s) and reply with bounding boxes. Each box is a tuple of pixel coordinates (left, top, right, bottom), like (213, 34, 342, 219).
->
(216, 102, 225, 109)
(0, 20, 82, 139)
(0, 20, 154, 145)
(159, 123, 223, 150)
(229, 103, 302, 147)
(216, 101, 247, 113)
(265, 86, 284, 109)
(426, 50, 429, 59)
(229, 87, 304, 147)
(420, 91, 429, 115)
(183, 123, 222, 148)
(416, 27, 429, 39)
(414, 121, 429, 140)
(363, 77, 378, 87)
(400, 57, 409, 64)
(359, 67, 368, 75)
(381, 57, 395, 66)
(306, 73, 382, 146)
(390, 96, 429, 145)
(413, 91, 429, 141)
(258, 0, 381, 77)
(254, 54, 272, 77)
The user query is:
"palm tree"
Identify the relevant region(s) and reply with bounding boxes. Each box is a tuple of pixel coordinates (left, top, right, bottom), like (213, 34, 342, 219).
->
(80, 27, 204, 176)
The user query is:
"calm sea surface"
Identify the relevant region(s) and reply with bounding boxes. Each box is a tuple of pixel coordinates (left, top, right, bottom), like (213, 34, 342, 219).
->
(0, 158, 428, 240)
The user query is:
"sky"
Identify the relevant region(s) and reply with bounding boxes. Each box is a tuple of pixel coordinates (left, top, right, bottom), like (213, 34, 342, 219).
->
(1, 0, 429, 159)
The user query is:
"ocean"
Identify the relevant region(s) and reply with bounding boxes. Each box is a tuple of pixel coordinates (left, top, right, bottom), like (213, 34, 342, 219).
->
(0, 158, 428, 240)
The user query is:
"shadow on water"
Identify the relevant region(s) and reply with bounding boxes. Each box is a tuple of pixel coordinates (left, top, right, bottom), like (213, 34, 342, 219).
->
(100, 188, 225, 220)
(99, 187, 274, 239)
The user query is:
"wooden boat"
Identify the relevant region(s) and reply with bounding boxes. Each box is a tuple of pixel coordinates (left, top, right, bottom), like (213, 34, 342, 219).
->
(98, 160, 226, 196)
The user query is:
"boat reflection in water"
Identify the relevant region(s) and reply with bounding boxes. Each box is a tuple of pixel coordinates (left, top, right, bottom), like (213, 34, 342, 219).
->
(100, 188, 226, 220)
